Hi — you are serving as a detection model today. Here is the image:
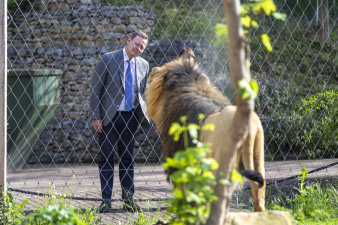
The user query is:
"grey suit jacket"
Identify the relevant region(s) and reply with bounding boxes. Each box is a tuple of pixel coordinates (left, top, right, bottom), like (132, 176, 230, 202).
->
(90, 49, 149, 126)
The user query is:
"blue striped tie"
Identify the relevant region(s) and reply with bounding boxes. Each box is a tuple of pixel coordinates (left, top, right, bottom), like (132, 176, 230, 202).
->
(125, 60, 134, 111)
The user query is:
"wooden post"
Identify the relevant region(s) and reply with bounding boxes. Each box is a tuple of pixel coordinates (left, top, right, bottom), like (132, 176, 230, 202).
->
(318, 0, 330, 43)
(0, 0, 7, 194)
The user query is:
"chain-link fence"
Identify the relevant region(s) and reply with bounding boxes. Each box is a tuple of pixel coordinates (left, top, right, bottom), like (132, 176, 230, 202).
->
(4, 0, 338, 223)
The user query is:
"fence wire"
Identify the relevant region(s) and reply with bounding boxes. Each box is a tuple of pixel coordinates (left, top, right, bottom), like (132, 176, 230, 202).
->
(5, 0, 338, 223)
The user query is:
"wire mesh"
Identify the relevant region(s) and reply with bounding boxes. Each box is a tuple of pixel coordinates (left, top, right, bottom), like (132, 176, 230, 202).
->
(5, 0, 338, 223)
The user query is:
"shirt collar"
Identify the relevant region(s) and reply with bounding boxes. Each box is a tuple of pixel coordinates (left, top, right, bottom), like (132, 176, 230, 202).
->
(123, 47, 135, 64)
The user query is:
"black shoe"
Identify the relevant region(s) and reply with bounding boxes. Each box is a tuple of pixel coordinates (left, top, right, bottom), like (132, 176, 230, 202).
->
(98, 201, 112, 213)
(123, 199, 140, 212)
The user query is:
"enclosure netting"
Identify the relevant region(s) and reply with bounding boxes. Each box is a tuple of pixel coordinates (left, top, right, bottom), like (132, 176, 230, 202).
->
(5, 0, 337, 223)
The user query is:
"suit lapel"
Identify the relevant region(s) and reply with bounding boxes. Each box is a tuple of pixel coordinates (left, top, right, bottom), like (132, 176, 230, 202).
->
(116, 49, 125, 90)
(135, 57, 141, 91)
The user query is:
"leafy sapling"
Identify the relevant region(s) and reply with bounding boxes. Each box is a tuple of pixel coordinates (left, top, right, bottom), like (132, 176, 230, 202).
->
(163, 114, 218, 225)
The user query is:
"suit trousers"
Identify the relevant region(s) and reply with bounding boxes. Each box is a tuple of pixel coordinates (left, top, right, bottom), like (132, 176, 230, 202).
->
(98, 110, 139, 202)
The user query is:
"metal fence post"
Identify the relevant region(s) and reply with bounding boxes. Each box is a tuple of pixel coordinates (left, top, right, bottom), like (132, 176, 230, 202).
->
(0, 0, 7, 194)
(318, 0, 330, 43)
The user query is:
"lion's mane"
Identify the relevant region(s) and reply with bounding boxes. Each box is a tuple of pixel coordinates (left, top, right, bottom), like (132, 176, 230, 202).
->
(146, 57, 230, 159)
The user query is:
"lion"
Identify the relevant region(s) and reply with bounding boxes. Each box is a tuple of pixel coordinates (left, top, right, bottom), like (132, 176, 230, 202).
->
(145, 47, 265, 211)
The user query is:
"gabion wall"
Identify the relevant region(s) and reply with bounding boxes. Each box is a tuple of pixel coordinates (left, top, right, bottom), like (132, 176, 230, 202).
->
(7, 4, 222, 166)
(8, 5, 156, 165)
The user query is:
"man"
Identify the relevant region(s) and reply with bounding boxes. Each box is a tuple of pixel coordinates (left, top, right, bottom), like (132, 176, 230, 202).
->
(90, 31, 149, 212)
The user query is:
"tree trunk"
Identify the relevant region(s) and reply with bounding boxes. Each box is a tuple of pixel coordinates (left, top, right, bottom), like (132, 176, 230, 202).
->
(319, 0, 330, 43)
(206, 0, 254, 224)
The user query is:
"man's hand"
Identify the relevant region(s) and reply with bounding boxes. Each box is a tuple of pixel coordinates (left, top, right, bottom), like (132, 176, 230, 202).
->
(92, 119, 102, 133)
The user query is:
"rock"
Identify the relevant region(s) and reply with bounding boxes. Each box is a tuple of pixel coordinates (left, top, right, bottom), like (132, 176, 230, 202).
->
(224, 211, 295, 225)
(153, 219, 168, 225)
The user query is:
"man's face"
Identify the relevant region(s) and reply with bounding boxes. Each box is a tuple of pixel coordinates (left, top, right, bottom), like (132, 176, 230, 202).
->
(125, 35, 148, 59)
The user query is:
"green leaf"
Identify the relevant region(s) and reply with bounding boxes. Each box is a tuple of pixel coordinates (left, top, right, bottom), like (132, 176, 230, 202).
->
(231, 169, 243, 184)
(187, 192, 201, 203)
(261, 0, 276, 15)
(241, 16, 251, 28)
(214, 23, 228, 46)
(208, 158, 219, 170)
(169, 122, 183, 142)
(187, 124, 200, 139)
(261, 33, 273, 52)
(198, 113, 205, 121)
(239, 79, 251, 100)
(241, 15, 258, 28)
(163, 158, 178, 170)
(250, 80, 259, 94)
(202, 170, 216, 180)
(240, 5, 248, 15)
(272, 12, 287, 21)
(219, 178, 231, 185)
(173, 189, 184, 199)
(180, 115, 187, 123)
(238, 79, 259, 100)
(246, 59, 251, 68)
(171, 221, 185, 225)
(174, 133, 180, 142)
(169, 122, 181, 136)
(202, 123, 215, 131)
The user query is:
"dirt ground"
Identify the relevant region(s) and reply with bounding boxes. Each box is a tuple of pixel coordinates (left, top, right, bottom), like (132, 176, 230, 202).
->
(7, 158, 338, 224)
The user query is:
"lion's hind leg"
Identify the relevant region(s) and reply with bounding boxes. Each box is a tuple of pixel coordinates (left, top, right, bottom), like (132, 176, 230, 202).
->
(252, 114, 265, 212)
(240, 118, 265, 212)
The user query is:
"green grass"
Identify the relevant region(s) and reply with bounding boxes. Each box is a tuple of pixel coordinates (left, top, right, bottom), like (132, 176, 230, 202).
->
(269, 182, 338, 224)
(130, 208, 169, 225)
(0, 191, 101, 225)
(267, 168, 338, 225)
(1, 187, 168, 225)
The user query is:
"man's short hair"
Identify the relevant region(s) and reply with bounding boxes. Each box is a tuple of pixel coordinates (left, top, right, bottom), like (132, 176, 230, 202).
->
(129, 30, 149, 41)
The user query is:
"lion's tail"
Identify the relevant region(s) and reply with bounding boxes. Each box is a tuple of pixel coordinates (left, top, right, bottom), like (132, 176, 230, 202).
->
(240, 170, 265, 188)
